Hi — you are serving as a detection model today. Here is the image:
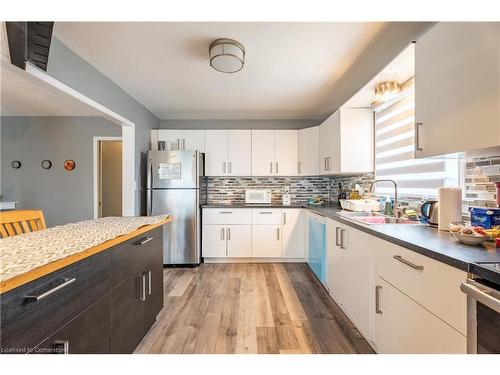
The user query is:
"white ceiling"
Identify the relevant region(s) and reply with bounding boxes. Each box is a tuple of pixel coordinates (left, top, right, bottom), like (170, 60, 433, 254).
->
(53, 22, 390, 120)
(344, 43, 415, 108)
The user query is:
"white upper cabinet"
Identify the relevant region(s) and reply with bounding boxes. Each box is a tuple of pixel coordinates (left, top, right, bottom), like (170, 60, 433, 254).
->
(252, 130, 298, 176)
(205, 130, 228, 176)
(227, 130, 251, 176)
(153, 129, 205, 151)
(252, 130, 276, 176)
(298, 126, 319, 176)
(274, 130, 298, 176)
(415, 22, 500, 158)
(319, 111, 340, 174)
(319, 108, 373, 175)
(205, 130, 252, 176)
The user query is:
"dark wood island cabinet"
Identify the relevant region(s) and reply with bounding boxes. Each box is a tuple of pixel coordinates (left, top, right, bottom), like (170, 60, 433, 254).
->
(0, 220, 170, 354)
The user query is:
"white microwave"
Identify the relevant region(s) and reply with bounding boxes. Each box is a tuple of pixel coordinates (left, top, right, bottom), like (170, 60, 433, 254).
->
(245, 189, 272, 205)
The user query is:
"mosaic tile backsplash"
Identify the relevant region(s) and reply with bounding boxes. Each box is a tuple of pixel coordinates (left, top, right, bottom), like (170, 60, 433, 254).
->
(463, 157, 500, 217)
(206, 174, 374, 205)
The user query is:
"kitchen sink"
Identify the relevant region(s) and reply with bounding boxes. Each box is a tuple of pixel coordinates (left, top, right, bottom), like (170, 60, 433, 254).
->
(339, 211, 421, 225)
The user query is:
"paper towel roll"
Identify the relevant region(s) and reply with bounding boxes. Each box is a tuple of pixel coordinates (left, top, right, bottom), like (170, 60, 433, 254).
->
(438, 187, 462, 231)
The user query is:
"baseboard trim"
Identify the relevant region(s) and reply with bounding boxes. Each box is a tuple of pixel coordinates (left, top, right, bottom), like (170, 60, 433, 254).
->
(203, 258, 306, 263)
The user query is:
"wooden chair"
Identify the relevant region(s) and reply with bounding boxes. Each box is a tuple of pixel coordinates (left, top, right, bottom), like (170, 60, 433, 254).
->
(0, 210, 47, 238)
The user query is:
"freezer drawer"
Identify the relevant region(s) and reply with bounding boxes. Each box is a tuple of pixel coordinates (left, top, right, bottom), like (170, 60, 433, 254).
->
(148, 189, 200, 265)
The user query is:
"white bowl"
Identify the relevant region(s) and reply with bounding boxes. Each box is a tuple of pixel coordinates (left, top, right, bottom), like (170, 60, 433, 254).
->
(450, 231, 488, 246)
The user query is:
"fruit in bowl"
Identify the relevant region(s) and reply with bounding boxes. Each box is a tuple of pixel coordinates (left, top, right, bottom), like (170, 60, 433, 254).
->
(448, 223, 489, 246)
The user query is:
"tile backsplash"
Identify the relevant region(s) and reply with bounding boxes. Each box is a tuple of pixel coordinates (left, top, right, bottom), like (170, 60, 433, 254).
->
(463, 157, 500, 217)
(206, 174, 374, 205)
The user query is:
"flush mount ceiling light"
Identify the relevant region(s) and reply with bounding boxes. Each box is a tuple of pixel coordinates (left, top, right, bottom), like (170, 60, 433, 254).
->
(374, 80, 401, 103)
(209, 38, 245, 73)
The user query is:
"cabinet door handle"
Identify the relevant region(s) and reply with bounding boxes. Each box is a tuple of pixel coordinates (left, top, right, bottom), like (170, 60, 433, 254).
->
(226, 227, 231, 241)
(259, 211, 272, 214)
(277, 227, 280, 240)
(177, 139, 180, 150)
(335, 227, 341, 247)
(340, 228, 346, 249)
(147, 270, 152, 295)
(270, 162, 273, 174)
(283, 212, 287, 225)
(53, 339, 70, 354)
(375, 285, 383, 314)
(276, 162, 279, 174)
(136, 236, 153, 245)
(221, 227, 225, 240)
(25, 277, 76, 302)
(223, 162, 226, 174)
(219, 211, 233, 214)
(415, 122, 423, 151)
(228, 161, 232, 174)
(393, 255, 424, 270)
(182, 139, 186, 150)
(324, 157, 327, 171)
(298, 161, 301, 174)
(140, 274, 146, 302)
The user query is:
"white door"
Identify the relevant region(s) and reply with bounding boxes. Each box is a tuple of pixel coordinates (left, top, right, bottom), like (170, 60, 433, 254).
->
(181, 130, 205, 152)
(202, 225, 226, 258)
(227, 130, 251, 176)
(226, 225, 252, 257)
(340, 225, 371, 339)
(415, 22, 500, 158)
(282, 209, 304, 258)
(339, 109, 373, 173)
(325, 218, 345, 302)
(205, 130, 228, 176)
(274, 130, 298, 176)
(252, 130, 275, 176)
(157, 129, 183, 150)
(319, 111, 340, 174)
(373, 276, 466, 354)
(298, 126, 319, 176)
(252, 225, 282, 257)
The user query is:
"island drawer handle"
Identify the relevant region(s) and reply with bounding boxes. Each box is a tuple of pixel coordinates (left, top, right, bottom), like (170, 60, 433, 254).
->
(137, 237, 154, 245)
(393, 255, 424, 270)
(25, 278, 76, 302)
(259, 212, 273, 214)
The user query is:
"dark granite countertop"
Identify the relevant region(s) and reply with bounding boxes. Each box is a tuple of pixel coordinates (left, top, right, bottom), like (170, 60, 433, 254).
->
(202, 203, 500, 274)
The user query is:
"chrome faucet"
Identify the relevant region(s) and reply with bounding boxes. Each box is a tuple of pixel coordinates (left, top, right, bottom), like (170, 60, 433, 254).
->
(369, 179, 400, 217)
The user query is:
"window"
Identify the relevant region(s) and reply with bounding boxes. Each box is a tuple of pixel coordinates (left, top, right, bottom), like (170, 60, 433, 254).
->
(374, 81, 459, 198)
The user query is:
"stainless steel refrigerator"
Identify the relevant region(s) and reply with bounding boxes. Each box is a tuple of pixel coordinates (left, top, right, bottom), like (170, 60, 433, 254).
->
(147, 150, 205, 265)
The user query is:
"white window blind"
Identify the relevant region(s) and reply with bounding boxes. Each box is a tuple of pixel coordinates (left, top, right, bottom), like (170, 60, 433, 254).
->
(374, 83, 459, 198)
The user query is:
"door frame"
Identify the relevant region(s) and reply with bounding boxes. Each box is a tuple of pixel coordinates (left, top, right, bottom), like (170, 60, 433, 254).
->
(93, 137, 123, 219)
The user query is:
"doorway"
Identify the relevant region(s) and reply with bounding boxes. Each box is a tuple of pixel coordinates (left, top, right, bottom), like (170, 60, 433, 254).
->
(95, 138, 122, 217)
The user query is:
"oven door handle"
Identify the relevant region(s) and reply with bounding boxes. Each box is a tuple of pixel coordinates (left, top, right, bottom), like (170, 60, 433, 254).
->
(460, 282, 500, 313)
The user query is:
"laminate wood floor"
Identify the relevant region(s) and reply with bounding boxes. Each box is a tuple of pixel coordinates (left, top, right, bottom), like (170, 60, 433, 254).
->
(135, 263, 374, 354)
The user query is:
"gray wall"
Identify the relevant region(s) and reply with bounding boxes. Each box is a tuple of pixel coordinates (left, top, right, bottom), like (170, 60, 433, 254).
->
(159, 119, 321, 130)
(46, 38, 160, 215)
(1, 116, 120, 227)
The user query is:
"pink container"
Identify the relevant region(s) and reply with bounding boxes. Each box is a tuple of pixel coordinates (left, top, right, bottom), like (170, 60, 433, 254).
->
(496, 182, 500, 207)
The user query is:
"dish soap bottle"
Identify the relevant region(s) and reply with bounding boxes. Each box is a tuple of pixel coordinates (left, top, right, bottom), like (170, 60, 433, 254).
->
(384, 196, 393, 216)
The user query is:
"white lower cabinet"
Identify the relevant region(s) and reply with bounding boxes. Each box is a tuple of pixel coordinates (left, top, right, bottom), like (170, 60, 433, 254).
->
(202, 224, 251, 258)
(373, 276, 466, 354)
(325, 218, 371, 339)
(226, 225, 252, 257)
(202, 225, 226, 258)
(282, 209, 305, 258)
(252, 225, 282, 258)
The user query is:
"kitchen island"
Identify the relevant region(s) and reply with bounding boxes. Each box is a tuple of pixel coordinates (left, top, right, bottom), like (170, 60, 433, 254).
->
(0, 215, 171, 354)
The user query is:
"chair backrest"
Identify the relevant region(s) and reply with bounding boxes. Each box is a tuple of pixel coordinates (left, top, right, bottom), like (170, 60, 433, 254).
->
(0, 210, 47, 238)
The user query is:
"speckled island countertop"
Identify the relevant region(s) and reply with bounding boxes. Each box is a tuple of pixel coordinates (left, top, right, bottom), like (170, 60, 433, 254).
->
(202, 203, 500, 273)
(0, 216, 172, 293)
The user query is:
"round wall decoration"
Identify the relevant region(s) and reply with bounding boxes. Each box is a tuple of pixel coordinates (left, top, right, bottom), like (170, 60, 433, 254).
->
(64, 159, 76, 171)
(11, 160, 21, 169)
(41, 160, 52, 169)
